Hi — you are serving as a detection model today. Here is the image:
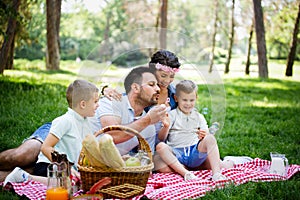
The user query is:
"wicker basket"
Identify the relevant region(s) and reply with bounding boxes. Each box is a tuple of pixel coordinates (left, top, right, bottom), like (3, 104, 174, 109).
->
(78, 125, 154, 199)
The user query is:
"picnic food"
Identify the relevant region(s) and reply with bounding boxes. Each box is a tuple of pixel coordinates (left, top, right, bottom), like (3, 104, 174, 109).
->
(125, 157, 141, 167)
(82, 133, 126, 168)
(82, 134, 106, 167)
(82, 156, 89, 166)
(87, 177, 112, 194)
(98, 134, 126, 168)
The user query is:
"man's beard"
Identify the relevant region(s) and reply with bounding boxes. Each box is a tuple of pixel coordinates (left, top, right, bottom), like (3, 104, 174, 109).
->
(137, 90, 158, 107)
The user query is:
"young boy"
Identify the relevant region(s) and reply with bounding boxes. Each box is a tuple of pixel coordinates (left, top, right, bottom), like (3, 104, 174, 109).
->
(4, 79, 99, 186)
(155, 80, 231, 181)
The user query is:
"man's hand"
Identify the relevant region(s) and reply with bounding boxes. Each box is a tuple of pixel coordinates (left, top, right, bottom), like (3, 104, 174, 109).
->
(147, 104, 168, 124)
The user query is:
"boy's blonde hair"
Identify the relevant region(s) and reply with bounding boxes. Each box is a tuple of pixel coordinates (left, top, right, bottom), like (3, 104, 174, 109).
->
(66, 79, 99, 108)
(175, 80, 198, 96)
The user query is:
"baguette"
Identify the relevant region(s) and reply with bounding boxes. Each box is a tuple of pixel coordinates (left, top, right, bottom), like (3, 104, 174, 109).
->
(98, 134, 126, 168)
(82, 134, 106, 167)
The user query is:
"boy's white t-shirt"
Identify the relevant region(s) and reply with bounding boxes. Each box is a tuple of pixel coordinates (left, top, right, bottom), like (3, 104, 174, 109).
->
(166, 107, 209, 148)
(37, 108, 92, 166)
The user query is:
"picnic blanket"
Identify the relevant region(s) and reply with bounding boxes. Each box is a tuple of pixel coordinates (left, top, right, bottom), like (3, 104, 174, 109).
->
(1, 158, 300, 200)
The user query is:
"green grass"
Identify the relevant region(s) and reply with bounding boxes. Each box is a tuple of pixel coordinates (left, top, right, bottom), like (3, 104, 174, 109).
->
(0, 59, 299, 199)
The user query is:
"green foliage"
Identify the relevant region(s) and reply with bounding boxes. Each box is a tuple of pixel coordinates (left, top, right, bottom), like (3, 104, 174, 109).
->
(59, 37, 99, 60)
(8, 0, 299, 65)
(265, 0, 300, 60)
(112, 49, 149, 67)
(14, 1, 46, 60)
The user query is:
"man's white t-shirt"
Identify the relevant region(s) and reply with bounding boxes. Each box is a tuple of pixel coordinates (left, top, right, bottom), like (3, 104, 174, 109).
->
(95, 95, 156, 155)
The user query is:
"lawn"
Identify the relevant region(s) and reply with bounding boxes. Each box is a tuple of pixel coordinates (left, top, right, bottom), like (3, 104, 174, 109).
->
(0, 59, 299, 199)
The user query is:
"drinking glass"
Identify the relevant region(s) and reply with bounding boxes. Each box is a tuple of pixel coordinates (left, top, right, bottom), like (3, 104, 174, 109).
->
(46, 162, 71, 200)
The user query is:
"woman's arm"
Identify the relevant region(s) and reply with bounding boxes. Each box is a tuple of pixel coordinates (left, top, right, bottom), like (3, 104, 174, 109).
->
(101, 86, 122, 101)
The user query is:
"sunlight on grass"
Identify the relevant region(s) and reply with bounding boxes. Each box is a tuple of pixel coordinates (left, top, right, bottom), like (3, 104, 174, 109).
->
(4, 70, 75, 86)
(251, 81, 296, 90)
(251, 100, 281, 108)
(218, 58, 300, 82)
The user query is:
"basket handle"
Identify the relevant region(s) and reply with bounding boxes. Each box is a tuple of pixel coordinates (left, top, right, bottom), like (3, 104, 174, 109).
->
(94, 125, 153, 161)
(94, 125, 141, 138)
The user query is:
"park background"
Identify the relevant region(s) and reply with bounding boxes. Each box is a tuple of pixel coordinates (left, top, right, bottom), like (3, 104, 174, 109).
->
(0, 0, 299, 199)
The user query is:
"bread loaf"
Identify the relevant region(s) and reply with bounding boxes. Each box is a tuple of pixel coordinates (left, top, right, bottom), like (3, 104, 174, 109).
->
(82, 134, 106, 167)
(98, 134, 126, 168)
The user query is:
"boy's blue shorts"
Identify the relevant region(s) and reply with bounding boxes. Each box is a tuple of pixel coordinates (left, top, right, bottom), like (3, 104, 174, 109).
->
(172, 141, 207, 168)
(23, 122, 52, 143)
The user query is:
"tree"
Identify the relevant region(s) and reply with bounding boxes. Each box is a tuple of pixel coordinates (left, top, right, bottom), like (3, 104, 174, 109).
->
(209, 0, 219, 73)
(0, 0, 21, 74)
(46, 0, 61, 70)
(253, 0, 268, 78)
(159, 0, 168, 49)
(245, 20, 254, 75)
(285, 1, 300, 77)
(224, 0, 235, 74)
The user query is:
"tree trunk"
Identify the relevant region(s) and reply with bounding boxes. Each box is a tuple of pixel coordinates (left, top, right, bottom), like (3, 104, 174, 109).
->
(102, 10, 111, 62)
(55, 0, 61, 49)
(0, 0, 20, 74)
(6, 35, 16, 70)
(159, 0, 168, 49)
(245, 20, 254, 75)
(225, 0, 235, 74)
(285, 2, 300, 77)
(46, 0, 60, 70)
(253, 0, 268, 78)
(209, 0, 219, 73)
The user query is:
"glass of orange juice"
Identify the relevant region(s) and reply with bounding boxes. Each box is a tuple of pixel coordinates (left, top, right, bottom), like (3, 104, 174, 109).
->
(46, 162, 70, 200)
(46, 187, 69, 200)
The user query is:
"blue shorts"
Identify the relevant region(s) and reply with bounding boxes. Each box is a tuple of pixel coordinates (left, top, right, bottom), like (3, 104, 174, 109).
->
(23, 122, 52, 143)
(172, 141, 207, 168)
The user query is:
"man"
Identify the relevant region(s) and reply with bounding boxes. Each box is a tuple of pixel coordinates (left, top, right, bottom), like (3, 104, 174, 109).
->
(94, 66, 168, 155)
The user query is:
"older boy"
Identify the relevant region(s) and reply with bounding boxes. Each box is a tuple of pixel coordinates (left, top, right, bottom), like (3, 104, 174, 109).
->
(4, 79, 99, 185)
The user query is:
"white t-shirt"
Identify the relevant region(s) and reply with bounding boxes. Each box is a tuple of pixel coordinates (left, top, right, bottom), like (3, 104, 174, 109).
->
(95, 95, 156, 155)
(37, 108, 92, 166)
(167, 107, 209, 148)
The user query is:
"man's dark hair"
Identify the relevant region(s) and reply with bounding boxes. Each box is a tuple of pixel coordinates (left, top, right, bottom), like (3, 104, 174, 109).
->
(149, 50, 181, 70)
(124, 66, 154, 94)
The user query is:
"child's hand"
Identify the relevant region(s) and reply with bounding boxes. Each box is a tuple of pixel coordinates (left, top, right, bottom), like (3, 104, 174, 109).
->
(161, 113, 170, 128)
(197, 128, 207, 141)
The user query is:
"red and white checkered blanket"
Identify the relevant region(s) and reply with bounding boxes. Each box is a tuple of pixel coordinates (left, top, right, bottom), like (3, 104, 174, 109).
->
(1, 158, 300, 200)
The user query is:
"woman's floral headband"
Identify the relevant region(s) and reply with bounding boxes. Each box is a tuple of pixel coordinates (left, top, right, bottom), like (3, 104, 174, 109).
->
(155, 63, 180, 73)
